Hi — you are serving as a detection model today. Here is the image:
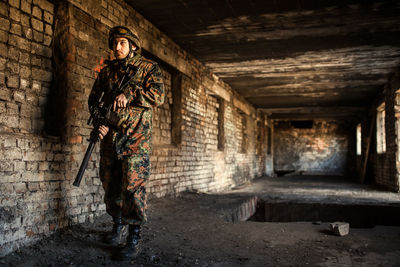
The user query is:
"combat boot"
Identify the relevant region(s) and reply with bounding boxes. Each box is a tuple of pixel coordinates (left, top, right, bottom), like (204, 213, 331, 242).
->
(116, 225, 141, 260)
(104, 217, 125, 245)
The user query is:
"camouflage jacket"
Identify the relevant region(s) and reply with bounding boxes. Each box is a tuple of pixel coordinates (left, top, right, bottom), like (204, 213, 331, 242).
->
(89, 53, 165, 156)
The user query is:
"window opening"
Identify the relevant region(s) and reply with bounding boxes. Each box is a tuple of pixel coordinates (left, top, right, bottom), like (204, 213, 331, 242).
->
(376, 103, 386, 154)
(267, 126, 272, 155)
(142, 49, 182, 147)
(356, 123, 362, 156)
(256, 121, 262, 155)
(291, 120, 313, 129)
(217, 98, 225, 151)
(237, 110, 247, 154)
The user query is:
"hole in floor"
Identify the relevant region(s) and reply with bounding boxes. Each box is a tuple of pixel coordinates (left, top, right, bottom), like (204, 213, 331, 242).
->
(275, 170, 296, 177)
(248, 199, 400, 228)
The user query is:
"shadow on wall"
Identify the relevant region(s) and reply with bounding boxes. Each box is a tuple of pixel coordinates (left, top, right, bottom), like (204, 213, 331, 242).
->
(41, 2, 73, 229)
(43, 3, 70, 138)
(43, 70, 68, 137)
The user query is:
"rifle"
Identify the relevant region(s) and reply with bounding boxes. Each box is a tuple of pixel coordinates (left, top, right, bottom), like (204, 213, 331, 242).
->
(73, 64, 135, 187)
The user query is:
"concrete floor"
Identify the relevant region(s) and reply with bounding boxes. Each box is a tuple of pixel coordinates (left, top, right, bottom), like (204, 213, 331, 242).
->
(230, 175, 400, 205)
(2, 175, 400, 266)
(228, 175, 400, 228)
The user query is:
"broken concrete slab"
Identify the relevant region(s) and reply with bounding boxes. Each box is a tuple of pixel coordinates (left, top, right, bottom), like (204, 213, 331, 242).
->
(330, 222, 350, 236)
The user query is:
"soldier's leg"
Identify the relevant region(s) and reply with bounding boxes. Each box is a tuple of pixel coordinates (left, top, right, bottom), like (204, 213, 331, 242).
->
(99, 137, 125, 245)
(121, 152, 150, 224)
(117, 153, 150, 260)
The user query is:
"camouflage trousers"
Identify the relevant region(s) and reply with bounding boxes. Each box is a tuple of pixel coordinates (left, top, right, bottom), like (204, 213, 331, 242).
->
(99, 138, 150, 225)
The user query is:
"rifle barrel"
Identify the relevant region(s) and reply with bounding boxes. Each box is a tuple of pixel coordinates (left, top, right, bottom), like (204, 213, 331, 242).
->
(73, 141, 96, 187)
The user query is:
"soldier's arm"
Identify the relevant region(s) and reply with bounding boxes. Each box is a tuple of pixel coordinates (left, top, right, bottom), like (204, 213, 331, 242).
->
(88, 73, 104, 114)
(141, 63, 165, 107)
(88, 70, 110, 139)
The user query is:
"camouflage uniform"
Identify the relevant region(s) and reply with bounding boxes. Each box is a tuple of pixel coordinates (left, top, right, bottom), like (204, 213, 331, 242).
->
(89, 53, 165, 226)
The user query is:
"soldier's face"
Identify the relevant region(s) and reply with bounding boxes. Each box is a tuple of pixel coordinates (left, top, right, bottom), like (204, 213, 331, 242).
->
(113, 37, 136, 60)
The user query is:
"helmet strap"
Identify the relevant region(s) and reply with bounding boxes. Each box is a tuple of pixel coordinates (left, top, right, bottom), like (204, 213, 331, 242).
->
(128, 41, 135, 58)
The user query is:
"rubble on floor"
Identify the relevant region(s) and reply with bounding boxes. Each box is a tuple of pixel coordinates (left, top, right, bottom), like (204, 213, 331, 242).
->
(1, 190, 400, 266)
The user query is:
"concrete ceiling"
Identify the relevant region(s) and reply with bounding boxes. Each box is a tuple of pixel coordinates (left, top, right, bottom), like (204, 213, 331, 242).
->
(126, 0, 400, 120)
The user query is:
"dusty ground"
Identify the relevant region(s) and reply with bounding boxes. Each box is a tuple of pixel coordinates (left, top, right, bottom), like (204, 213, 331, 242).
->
(2, 176, 400, 266)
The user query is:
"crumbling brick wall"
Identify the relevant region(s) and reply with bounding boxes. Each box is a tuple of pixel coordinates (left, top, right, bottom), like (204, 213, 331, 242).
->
(373, 71, 400, 191)
(0, 0, 266, 256)
(273, 120, 352, 175)
(0, 0, 66, 256)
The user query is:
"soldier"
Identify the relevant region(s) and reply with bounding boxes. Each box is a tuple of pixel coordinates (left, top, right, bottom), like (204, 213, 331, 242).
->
(88, 26, 165, 260)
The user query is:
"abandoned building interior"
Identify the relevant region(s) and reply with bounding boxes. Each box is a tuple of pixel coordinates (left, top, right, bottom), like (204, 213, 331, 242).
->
(1, 0, 400, 265)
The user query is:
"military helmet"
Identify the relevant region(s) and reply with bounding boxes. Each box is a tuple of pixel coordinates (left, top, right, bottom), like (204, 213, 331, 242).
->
(108, 26, 141, 52)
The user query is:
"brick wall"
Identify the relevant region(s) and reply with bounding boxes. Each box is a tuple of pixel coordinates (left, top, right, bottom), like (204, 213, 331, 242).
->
(273, 120, 352, 175)
(373, 88, 392, 187)
(356, 71, 400, 191)
(373, 72, 400, 191)
(152, 68, 172, 146)
(0, 0, 266, 256)
(256, 114, 274, 177)
(0, 0, 70, 256)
